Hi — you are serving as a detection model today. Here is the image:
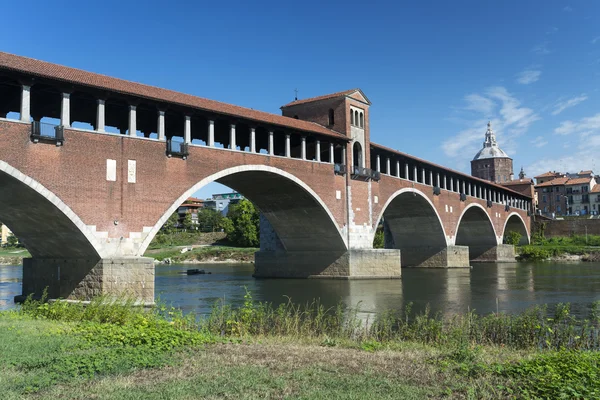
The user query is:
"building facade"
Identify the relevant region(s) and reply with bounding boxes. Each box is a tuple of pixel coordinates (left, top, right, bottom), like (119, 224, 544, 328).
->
(471, 122, 514, 183)
(534, 170, 596, 216)
(1, 224, 11, 245)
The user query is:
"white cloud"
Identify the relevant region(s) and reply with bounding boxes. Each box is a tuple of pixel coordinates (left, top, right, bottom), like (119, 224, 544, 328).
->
(531, 136, 548, 148)
(552, 94, 588, 115)
(532, 42, 551, 55)
(442, 87, 539, 162)
(463, 94, 495, 115)
(555, 120, 577, 135)
(517, 69, 541, 84)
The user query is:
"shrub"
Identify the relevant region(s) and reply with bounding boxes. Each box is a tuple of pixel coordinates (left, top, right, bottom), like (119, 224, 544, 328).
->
(504, 230, 522, 246)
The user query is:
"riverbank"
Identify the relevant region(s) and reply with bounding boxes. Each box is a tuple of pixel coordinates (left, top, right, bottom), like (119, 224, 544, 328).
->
(2, 296, 599, 399)
(145, 245, 257, 264)
(0, 248, 29, 265)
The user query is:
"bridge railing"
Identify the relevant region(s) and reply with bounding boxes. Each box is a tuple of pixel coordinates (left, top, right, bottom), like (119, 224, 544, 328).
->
(334, 163, 347, 176)
(166, 140, 189, 160)
(30, 122, 64, 147)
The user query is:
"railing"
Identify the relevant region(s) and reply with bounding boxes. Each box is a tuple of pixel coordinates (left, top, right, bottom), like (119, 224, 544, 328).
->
(166, 140, 189, 159)
(334, 163, 347, 176)
(351, 166, 380, 181)
(30, 121, 64, 146)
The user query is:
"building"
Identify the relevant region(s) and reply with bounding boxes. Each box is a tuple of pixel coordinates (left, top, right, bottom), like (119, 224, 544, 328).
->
(501, 167, 535, 204)
(1, 224, 11, 244)
(471, 122, 514, 183)
(534, 170, 596, 216)
(204, 192, 244, 216)
(177, 197, 204, 225)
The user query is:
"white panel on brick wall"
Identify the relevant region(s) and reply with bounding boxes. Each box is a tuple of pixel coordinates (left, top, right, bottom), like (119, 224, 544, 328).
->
(106, 159, 116, 182)
(128, 160, 137, 183)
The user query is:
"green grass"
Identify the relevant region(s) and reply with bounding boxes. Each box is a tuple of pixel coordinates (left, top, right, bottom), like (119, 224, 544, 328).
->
(146, 245, 257, 263)
(4, 294, 600, 398)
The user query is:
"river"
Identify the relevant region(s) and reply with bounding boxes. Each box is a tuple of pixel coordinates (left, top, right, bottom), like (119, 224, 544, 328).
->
(2, 262, 600, 318)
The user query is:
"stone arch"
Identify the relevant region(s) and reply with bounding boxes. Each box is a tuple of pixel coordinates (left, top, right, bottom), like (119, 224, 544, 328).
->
(353, 141, 363, 168)
(502, 212, 530, 245)
(455, 203, 498, 260)
(0, 160, 102, 259)
(138, 165, 347, 255)
(375, 188, 450, 266)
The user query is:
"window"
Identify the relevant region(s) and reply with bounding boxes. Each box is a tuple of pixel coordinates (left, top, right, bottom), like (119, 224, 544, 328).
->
(328, 109, 334, 125)
(350, 111, 354, 125)
(354, 110, 358, 126)
(556, 195, 560, 202)
(359, 112, 364, 128)
(558, 205, 561, 212)
(542, 195, 547, 202)
(353, 142, 362, 168)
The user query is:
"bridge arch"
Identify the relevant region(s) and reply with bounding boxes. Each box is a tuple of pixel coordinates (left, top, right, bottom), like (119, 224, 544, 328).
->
(375, 188, 449, 266)
(502, 212, 530, 245)
(139, 165, 347, 255)
(454, 203, 498, 260)
(0, 161, 102, 259)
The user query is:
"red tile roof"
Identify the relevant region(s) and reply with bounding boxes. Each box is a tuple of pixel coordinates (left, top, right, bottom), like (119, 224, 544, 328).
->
(0, 52, 348, 141)
(281, 89, 360, 107)
(591, 185, 600, 193)
(370, 142, 531, 198)
(502, 178, 534, 186)
(579, 170, 593, 175)
(535, 177, 569, 187)
(534, 171, 563, 178)
(565, 177, 592, 186)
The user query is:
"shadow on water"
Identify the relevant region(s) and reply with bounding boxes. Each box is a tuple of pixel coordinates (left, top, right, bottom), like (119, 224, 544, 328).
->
(2, 262, 600, 318)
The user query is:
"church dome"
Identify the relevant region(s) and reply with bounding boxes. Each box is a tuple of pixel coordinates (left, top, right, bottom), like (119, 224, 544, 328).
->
(472, 122, 510, 160)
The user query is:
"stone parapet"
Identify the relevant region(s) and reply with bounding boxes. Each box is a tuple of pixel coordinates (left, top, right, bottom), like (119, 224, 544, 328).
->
(18, 257, 154, 303)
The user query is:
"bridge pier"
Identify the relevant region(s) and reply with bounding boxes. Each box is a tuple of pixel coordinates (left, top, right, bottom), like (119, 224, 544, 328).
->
(253, 249, 401, 279)
(469, 244, 516, 263)
(16, 257, 154, 304)
(400, 245, 470, 268)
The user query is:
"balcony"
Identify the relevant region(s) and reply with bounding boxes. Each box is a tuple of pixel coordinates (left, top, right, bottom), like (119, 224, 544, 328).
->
(166, 140, 189, 159)
(351, 167, 380, 181)
(30, 122, 64, 146)
(334, 163, 347, 176)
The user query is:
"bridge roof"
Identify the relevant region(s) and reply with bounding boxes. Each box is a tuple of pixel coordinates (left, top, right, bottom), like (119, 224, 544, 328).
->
(370, 142, 532, 199)
(0, 52, 348, 141)
(281, 89, 371, 108)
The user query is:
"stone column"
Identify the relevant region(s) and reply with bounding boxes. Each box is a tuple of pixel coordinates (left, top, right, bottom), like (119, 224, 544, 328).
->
(268, 131, 274, 155)
(462, 181, 465, 194)
(250, 128, 256, 153)
(422, 169, 426, 184)
(436, 173, 440, 187)
(184, 116, 191, 144)
(329, 143, 334, 163)
(404, 164, 409, 180)
(386, 158, 391, 175)
(20, 84, 31, 122)
(285, 134, 291, 157)
(301, 136, 306, 160)
(128, 105, 137, 136)
(443, 175, 447, 190)
(396, 161, 400, 178)
(230, 124, 236, 150)
(208, 120, 215, 147)
(342, 146, 346, 164)
(315, 140, 321, 162)
(61, 93, 71, 128)
(413, 166, 418, 182)
(449, 177, 454, 192)
(429, 171, 433, 186)
(96, 99, 105, 133)
(376, 155, 381, 172)
(157, 111, 166, 141)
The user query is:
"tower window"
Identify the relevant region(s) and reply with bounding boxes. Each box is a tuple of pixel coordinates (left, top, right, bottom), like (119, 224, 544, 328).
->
(359, 112, 364, 128)
(328, 109, 334, 125)
(351, 110, 354, 125)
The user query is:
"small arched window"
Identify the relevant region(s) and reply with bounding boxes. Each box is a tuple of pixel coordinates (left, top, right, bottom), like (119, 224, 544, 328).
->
(354, 111, 359, 126)
(328, 109, 334, 125)
(350, 110, 354, 125)
(353, 141, 363, 168)
(359, 112, 364, 128)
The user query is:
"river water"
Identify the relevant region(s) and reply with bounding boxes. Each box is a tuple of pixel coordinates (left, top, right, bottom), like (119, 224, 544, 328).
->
(2, 262, 600, 318)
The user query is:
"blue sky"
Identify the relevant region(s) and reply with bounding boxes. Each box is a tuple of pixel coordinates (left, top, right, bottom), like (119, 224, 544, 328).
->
(2, 0, 599, 198)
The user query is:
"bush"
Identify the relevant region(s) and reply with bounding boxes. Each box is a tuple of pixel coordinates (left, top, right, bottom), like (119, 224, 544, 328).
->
(221, 200, 260, 247)
(373, 228, 384, 248)
(504, 230, 522, 246)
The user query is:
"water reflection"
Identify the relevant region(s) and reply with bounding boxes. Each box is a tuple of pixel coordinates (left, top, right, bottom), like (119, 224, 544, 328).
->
(2, 262, 600, 319)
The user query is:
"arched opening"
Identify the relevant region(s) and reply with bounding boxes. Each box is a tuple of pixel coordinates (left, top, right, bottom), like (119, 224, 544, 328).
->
(503, 213, 529, 245)
(328, 109, 334, 125)
(140, 166, 347, 265)
(455, 205, 498, 260)
(359, 112, 364, 128)
(353, 142, 363, 168)
(350, 110, 354, 125)
(354, 110, 359, 126)
(377, 189, 448, 267)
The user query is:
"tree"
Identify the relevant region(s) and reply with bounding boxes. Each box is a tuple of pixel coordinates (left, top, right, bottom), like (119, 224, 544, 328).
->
(221, 199, 260, 247)
(182, 213, 194, 231)
(161, 212, 180, 234)
(6, 233, 19, 248)
(196, 208, 224, 232)
(504, 231, 523, 246)
(373, 228, 384, 248)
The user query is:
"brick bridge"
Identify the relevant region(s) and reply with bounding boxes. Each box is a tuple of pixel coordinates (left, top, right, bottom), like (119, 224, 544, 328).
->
(0, 52, 531, 303)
